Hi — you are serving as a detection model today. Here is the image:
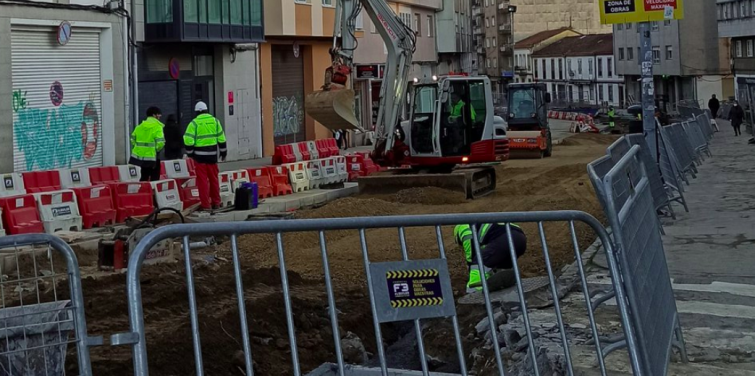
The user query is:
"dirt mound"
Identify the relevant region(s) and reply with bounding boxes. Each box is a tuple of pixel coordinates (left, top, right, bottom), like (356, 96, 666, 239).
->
(391, 187, 467, 205)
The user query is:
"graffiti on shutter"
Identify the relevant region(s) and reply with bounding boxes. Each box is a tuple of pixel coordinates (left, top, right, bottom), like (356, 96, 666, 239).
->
(272, 45, 306, 145)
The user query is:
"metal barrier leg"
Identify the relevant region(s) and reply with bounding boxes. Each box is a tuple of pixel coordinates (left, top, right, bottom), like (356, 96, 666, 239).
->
(397, 227, 430, 376)
(230, 235, 254, 376)
(182, 236, 205, 376)
(318, 231, 346, 376)
(359, 229, 389, 376)
(275, 233, 302, 376)
(434, 226, 468, 376)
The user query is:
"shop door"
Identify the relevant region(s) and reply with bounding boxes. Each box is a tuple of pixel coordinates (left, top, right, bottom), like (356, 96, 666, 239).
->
(272, 45, 306, 145)
(11, 26, 104, 172)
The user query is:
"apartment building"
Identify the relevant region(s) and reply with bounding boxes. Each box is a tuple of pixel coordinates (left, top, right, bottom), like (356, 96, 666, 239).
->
(435, 0, 475, 75)
(613, 0, 731, 110)
(353, 0, 441, 131)
(717, 0, 755, 118)
(532, 34, 624, 107)
(513, 27, 581, 84)
(472, 0, 515, 97)
(507, 0, 611, 41)
(1, 0, 129, 172)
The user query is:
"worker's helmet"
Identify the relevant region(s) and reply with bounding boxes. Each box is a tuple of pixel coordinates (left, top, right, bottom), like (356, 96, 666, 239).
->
(194, 101, 209, 112)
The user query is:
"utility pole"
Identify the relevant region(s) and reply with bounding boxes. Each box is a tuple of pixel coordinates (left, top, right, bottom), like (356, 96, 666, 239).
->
(638, 22, 658, 162)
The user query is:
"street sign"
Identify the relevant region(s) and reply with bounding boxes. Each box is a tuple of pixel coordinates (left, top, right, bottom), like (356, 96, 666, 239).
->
(599, 0, 684, 24)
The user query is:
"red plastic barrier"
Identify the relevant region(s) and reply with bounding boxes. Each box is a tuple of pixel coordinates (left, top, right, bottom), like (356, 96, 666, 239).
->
(175, 178, 201, 208)
(325, 138, 340, 156)
(345, 155, 365, 182)
(22, 171, 62, 193)
(273, 145, 297, 165)
(89, 166, 120, 184)
(245, 167, 275, 198)
(357, 152, 379, 175)
(315, 139, 330, 158)
(266, 166, 293, 196)
(72, 185, 117, 229)
(111, 182, 155, 222)
(0, 195, 44, 235)
(297, 142, 311, 161)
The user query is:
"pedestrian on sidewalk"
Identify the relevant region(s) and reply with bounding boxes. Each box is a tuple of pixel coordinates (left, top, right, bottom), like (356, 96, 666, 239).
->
(728, 101, 744, 136)
(129, 107, 165, 182)
(184, 101, 227, 211)
(454, 223, 527, 293)
(708, 94, 720, 119)
(334, 130, 343, 149)
(340, 130, 349, 151)
(162, 114, 184, 160)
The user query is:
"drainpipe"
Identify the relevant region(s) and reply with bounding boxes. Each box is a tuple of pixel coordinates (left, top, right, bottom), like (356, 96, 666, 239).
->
(255, 45, 263, 157)
(122, 0, 131, 163)
(130, 0, 139, 155)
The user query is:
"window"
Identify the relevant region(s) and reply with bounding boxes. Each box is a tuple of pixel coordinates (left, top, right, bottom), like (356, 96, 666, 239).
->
(619, 48, 624, 61)
(741, 1, 747, 17)
(568, 59, 573, 75)
(355, 10, 363, 29)
(558, 59, 563, 80)
(752, 0, 755, 15)
(535, 59, 539, 78)
(414, 13, 420, 35)
(322, 0, 333, 5)
(400, 12, 412, 29)
(651, 21, 659, 31)
(588, 58, 593, 75)
(664, 20, 671, 26)
(597, 58, 603, 77)
(492, 16, 495, 26)
(493, 38, 497, 47)
(542, 60, 546, 79)
(748, 40, 754, 57)
(550, 58, 555, 79)
(736, 40, 743, 57)
(617, 23, 623, 30)
(485, 18, 489, 27)
(638, 47, 641, 62)
(626, 23, 632, 29)
(486, 59, 491, 68)
(665, 46, 673, 60)
(724, 3, 730, 18)
(608, 85, 614, 102)
(146, 0, 173, 23)
(599, 85, 604, 101)
(627, 47, 634, 60)
(607, 57, 613, 77)
(486, 38, 490, 48)
(578, 59, 582, 74)
(427, 15, 434, 37)
(652, 47, 661, 63)
(493, 58, 497, 68)
(184, 0, 198, 22)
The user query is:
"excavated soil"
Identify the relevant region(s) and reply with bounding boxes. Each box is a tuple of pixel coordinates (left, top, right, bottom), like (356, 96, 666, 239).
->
(27, 133, 616, 375)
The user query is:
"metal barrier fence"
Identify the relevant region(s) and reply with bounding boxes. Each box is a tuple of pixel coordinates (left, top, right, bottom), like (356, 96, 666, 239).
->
(111, 212, 640, 376)
(0, 233, 100, 376)
(625, 134, 686, 216)
(659, 125, 694, 184)
(602, 146, 688, 375)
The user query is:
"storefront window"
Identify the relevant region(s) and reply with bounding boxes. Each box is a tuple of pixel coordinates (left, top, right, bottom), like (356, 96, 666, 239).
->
(146, 0, 172, 23)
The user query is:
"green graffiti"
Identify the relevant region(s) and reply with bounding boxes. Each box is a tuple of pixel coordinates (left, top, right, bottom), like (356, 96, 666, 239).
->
(14, 102, 90, 171)
(12, 90, 27, 113)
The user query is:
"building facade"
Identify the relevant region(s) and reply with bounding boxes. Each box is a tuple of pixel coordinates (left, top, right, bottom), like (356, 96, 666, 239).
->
(2, 0, 128, 172)
(435, 0, 475, 75)
(507, 0, 611, 41)
(613, 0, 732, 111)
(717, 0, 755, 121)
(513, 27, 580, 84)
(353, 0, 441, 132)
(533, 34, 623, 108)
(472, 0, 515, 98)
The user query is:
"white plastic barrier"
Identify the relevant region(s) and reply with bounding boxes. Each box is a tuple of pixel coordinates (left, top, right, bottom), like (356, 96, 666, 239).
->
(229, 170, 250, 192)
(163, 160, 193, 179)
(333, 156, 348, 184)
(34, 190, 83, 234)
(284, 162, 310, 192)
(218, 172, 235, 208)
(317, 158, 338, 185)
(59, 168, 92, 189)
(150, 179, 183, 211)
(118, 165, 141, 182)
(0, 173, 26, 198)
(307, 141, 320, 160)
(306, 160, 325, 189)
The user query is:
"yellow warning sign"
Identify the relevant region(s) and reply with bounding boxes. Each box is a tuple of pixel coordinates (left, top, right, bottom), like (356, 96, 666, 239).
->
(599, 0, 684, 25)
(390, 297, 444, 308)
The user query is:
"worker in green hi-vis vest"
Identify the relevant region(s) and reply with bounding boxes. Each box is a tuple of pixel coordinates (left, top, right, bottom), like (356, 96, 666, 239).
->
(454, 223, 527, 293)
(608, 106, 616, 129)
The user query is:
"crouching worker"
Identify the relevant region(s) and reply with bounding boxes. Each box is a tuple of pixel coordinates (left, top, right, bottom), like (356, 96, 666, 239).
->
(454, 223, 527, 293)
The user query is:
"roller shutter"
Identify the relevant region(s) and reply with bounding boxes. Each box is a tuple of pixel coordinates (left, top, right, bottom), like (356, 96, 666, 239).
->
(11, 26, 103, 172)
(271, 45, 306, 145)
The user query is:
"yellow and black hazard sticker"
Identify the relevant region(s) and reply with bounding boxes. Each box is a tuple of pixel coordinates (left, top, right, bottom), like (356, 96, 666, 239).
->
(386, 268, 444, 309)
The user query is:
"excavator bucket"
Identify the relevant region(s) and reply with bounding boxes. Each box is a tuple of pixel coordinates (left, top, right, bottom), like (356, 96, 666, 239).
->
(304, 89, 362, 131)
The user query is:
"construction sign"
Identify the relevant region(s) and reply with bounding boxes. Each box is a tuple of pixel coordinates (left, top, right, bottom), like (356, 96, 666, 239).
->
(600, 0, 684, 24)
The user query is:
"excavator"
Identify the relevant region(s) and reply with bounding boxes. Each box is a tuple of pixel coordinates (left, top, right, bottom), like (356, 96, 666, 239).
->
(304, 0, 510, 199)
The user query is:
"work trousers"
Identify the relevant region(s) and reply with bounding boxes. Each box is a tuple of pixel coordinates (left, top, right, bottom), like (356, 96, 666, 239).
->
(195, 162, 220, 209)
(469, 227, 527, 270)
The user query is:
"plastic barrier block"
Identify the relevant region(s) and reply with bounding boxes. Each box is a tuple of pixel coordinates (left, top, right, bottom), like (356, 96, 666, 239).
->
(34, 190, 83, 234)
(230, 170, 251, 192)
(315, 139, 330, 158)
(22, 171, 62, 193)
(0, 195, 44, 235)
(325, 138, 340, 156)
(150, 179, 183, 211)
(318, 158, 338, 185)
(267, 166, 293, 196)
(175, 177, 201, 209)
(333, 156, 348, 184)
(117, 165, 141, 182)
(283, 162, 310, 192)
(306, 160, 324, 189)
(245, 168, 275, 198)
(59, 168, 92, 189)
(112, 182, 154, 222)
(0, 173, 27, 198)
(89, 166, 120, 184)
(162, 160, 193, 179)
(358, 152, 380, 175)
(346, 155, 366, 182)
(297, 142, 312, 161)
(306, 141, 320, 160)
(273, 145, 297, 165)
(218, 172, 235, 208)
(72, 185, 116, 229)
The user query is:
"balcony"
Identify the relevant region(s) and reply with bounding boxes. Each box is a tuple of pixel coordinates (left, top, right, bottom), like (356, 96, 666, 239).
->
(498, 23, 511, 33)
(474, 26, 484, 35)
(514, 65, 528, 72)
(498, 2, 512, 11)
(143, 0, 264, 43)
(472, 5, 483, 17)
(476, 46, 484, 54)
(499, 45, 510, 53)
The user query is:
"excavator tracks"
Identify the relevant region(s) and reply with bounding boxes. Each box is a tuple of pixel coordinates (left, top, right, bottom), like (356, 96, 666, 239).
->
(357, 166, 497, 200)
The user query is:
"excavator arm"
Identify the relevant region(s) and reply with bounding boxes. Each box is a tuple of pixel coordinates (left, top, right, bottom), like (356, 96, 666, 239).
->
(304, 0, 416, 162)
